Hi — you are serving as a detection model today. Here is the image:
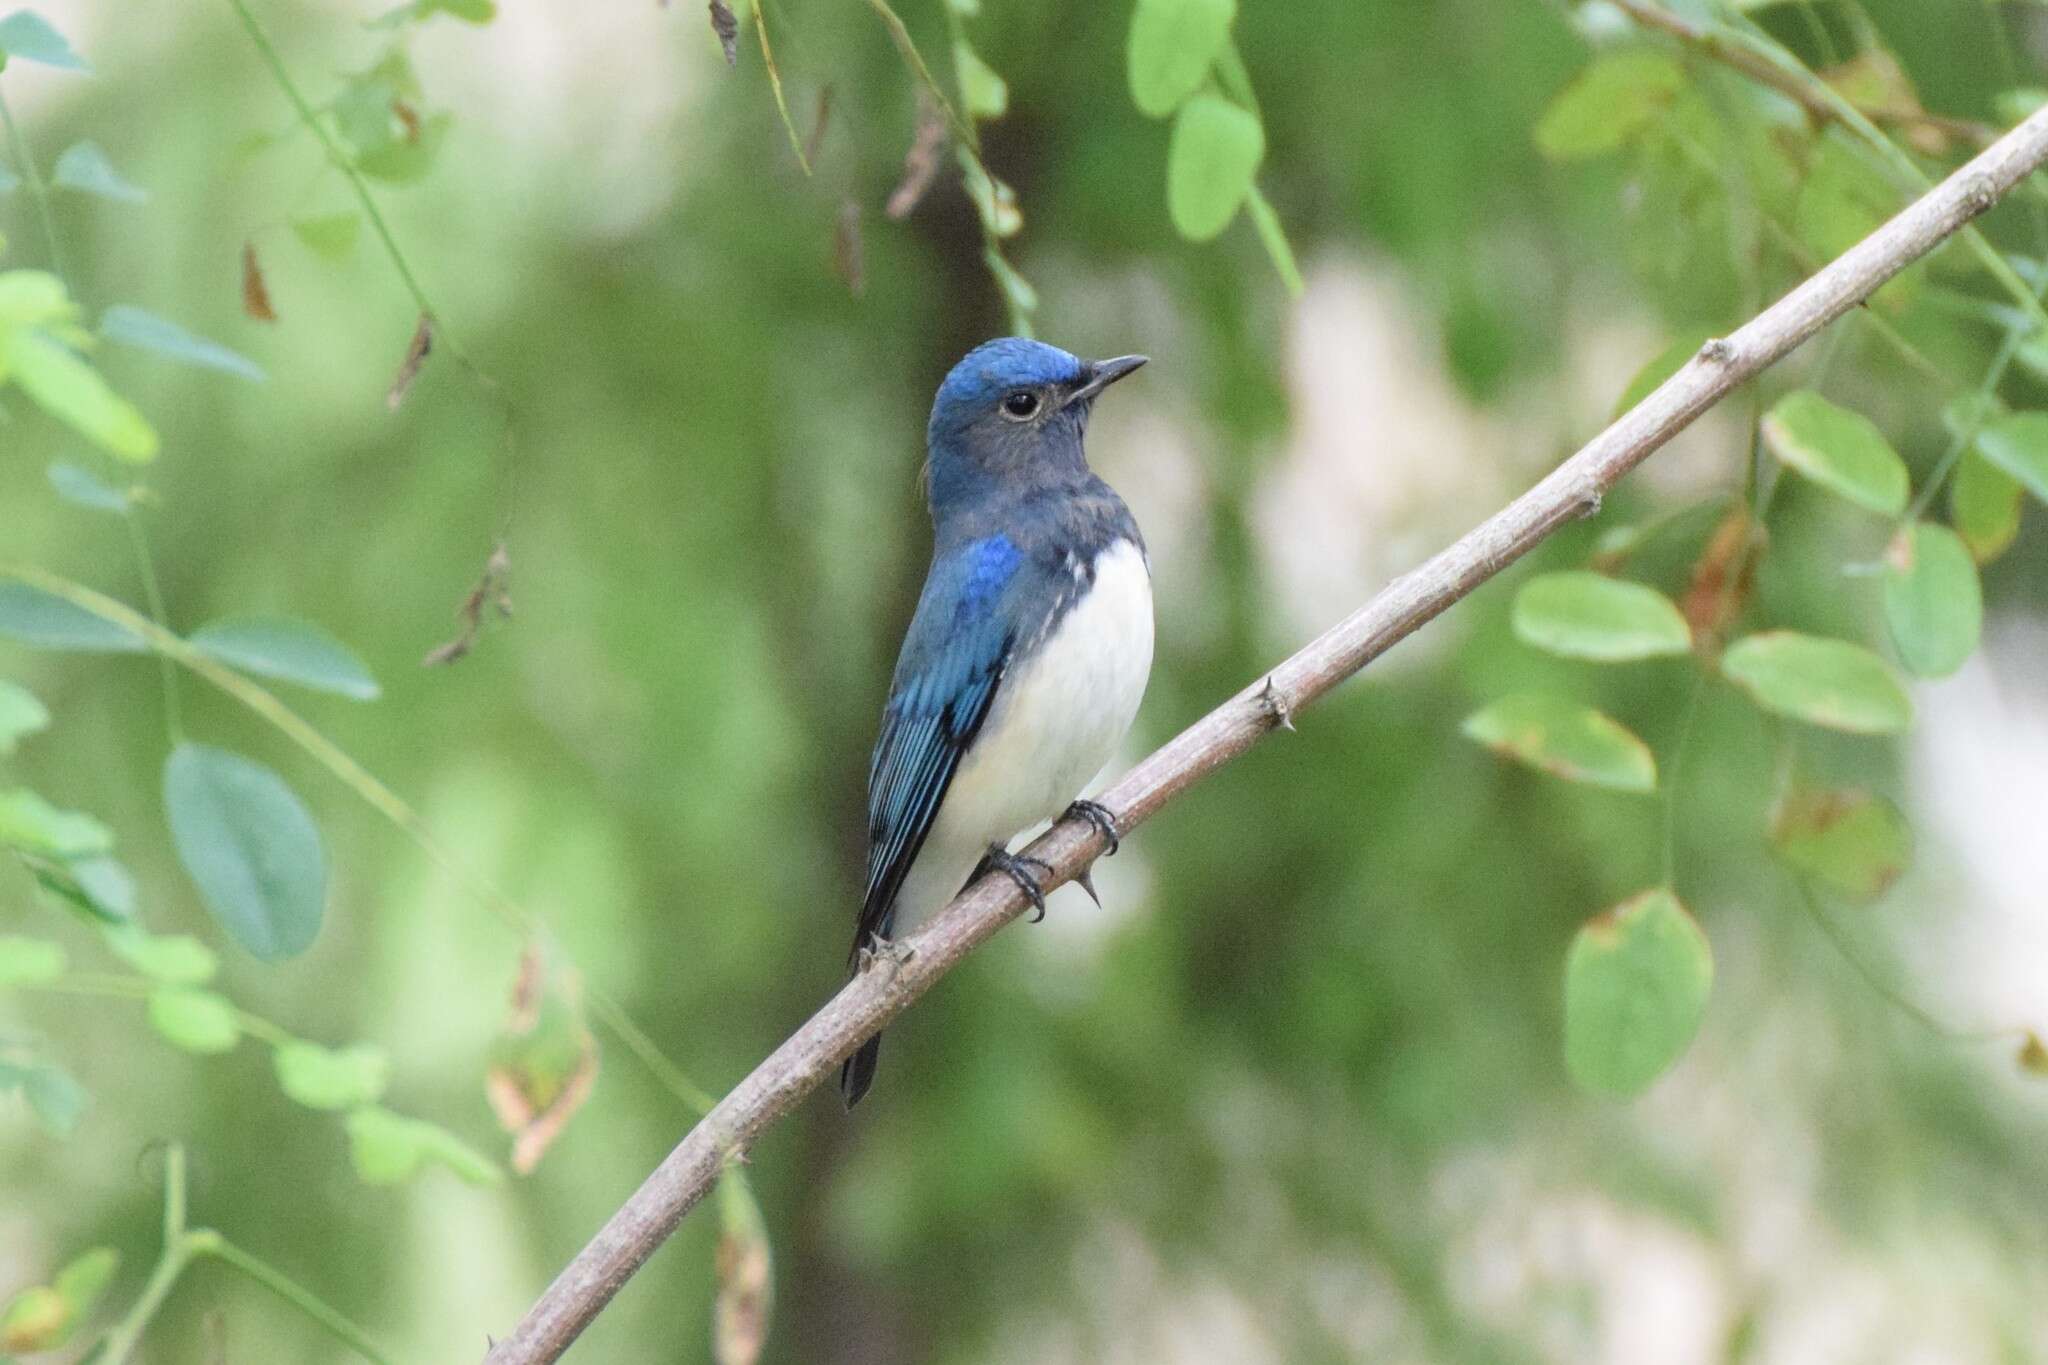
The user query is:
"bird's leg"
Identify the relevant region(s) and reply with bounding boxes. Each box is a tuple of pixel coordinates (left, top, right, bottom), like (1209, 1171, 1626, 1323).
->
(984, 844, 1051, 923)
(1064, 799, 1122, 856)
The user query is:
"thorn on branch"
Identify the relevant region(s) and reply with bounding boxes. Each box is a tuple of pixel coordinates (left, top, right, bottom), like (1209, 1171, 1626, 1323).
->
(1258, 676, 1296, 732)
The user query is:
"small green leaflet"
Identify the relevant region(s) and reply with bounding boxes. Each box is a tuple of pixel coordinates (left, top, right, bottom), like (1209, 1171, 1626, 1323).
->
(0, 10, 89, 71)
(46, 460, 130, 512)
(0, 679, 49, 753)
(1511, 572, 1691, 662)
(1462, 694, 1657, 793)
(51, 141, 145, 203)
(1719, 631, 1911, 734)
(1167, 94, 1264, 242)
(1127, 0, 1236, 119)
(0, 1058, 87, 1136)
(163, 743, 327, 961)
(1974, 411, 2048, 503)
(0, 581, 148, 652)
(1949, 450, 2023, 563)
(28, 853, 136, 922)
(189, 616, 380, 700)
(146, 988, 241, 1054)
(1881, 523, 1980, 679)
(100, 306, 264, 382)
(99, 922, 217, 984)
(0, 789, 111, 857)
(954, 42, 1007, 120)
(1534, 50, 1686, 160)
(1563, 888, 1713, 1098)
(3, 327, 160, 460)
(1770, 788, 1910, 902)
(274, 1041, 390, 1110)
(290, 212, 362, 261)
(345, 1105, 504, 1185)
(1760, 390, 1908, 516)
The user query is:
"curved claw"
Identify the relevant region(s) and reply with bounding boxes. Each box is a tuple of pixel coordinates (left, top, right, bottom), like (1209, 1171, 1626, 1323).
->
(986, 845, 1050, 922)
(1065, 799, 1121, 856)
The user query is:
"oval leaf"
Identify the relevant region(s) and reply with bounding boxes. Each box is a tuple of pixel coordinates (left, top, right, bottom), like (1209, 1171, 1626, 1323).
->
(146, 988, 241, 1054)
(275, 1041, 390, 1110)
(345, 1105, 503, 1186)
(1770, 788, 1909, 902)
(1760, 390, 1909, 516)
(51, 141, 144, 203)
(0, 679, 49, 753)
(0, 581, 148, 652)
(1127, 0, 1235, 118)
(0, 11, 89, 70)
(1166, 94, 1264, 242)
(1882, 523, 1980, 679)
(1461, 694, 1657, 792)
(46, 460, 130, 512)
(163, 743, 327, 961)
(3, 329, 159, 460)
(290, 211, 363, 261)
(1949, 450, 2023, 563)
(100, 305, 264, 382)
(1719, 631, 1911, 734)
(189, 616, 380, 700)
(99, 923, 217, 984)
(1974, 411, 2048, 504)
(1512, 571, 1691, 662)
(1564, 888, 1713, 1097)
(1535, 50, 1686, 160)
(0, 789, 112, 857)
(30, 854, 137, 923)
(52, 1248, 119, 1320)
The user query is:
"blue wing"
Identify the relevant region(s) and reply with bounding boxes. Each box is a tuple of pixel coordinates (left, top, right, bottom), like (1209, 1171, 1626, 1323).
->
(853, 535, 1024, 959)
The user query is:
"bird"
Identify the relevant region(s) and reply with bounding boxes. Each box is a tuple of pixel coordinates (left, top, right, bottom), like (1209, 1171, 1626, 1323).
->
(840, 338, 1155, 1108)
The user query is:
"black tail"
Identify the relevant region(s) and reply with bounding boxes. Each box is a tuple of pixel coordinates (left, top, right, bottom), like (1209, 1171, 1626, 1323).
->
(840, 1034, 882, 1108)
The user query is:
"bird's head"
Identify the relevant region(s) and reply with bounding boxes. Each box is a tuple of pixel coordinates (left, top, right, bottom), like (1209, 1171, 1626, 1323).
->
(925, 338, 1146, 510)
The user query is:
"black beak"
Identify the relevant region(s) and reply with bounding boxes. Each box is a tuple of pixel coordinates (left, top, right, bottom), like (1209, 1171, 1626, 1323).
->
(1063, 354, 1148, 408)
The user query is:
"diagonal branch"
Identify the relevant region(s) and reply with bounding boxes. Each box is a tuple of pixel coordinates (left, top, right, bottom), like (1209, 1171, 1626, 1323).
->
(482, 103, 2048, 1365)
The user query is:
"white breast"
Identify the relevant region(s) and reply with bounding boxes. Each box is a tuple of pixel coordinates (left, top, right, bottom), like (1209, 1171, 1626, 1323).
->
(890, 538, 1154, 931)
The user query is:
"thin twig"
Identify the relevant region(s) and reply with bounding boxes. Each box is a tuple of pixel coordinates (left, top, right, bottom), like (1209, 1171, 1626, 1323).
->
(0, 88, 65, 279)
(480, 96, 2048, 1365)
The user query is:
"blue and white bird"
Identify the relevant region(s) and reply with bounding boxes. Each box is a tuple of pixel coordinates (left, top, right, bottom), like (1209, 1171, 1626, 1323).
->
(841, 338, 1154, 1107)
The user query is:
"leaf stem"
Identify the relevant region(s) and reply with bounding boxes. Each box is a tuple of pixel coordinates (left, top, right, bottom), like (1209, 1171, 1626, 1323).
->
(200, 1236, 396, 1365)
(122, 507, 185, 744)
(0, 86, 66, 279)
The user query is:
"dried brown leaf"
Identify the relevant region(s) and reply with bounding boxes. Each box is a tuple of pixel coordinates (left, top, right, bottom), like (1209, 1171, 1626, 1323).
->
(886, 97, 947, 220)
(709, 0, 738, 66)
(833, 198, 865, 297)
(486, 947, 600, 1175)
(392, 98, 423, 143)
(2021, 1032, 2048, 1077)
(424, 540, 513, 666)
(387, 312, 434, 411)
(241, 241, 277, 323)
(1680, 502, 1757, 645)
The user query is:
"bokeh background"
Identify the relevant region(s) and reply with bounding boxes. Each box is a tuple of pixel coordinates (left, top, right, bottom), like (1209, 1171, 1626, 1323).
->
(4, 0, 2048, 1361)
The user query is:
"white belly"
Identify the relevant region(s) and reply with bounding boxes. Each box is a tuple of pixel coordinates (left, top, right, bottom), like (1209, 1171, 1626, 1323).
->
(891, 538, 1153, 930)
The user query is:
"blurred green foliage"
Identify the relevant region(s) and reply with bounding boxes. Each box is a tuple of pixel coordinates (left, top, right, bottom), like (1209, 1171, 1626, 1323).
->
(4, 0, 2048, 1361)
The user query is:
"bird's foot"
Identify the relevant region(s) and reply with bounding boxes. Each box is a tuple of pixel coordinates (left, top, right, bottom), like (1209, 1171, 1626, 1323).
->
(985, 845, 1051, 923)
(1064, 799, 1121, 856)
(856, 933, 915, 974)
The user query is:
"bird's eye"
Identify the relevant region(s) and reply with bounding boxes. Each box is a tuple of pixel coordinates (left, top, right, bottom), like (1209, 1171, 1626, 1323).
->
(1000, 390, 1040, 420)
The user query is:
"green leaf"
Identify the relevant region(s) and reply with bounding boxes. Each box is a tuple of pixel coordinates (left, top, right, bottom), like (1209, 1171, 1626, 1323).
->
(1534, 50, 1686, 160)
(51, 1248, 118, 1320)
(0, 679, 49, 753)
(1511, 572, 1691, 662)
(1759, 390, 1909, 515)
(290, 212, 362, 261)
(1881, 523, 1980, 679)
(0, 582, 147, 652)
(189, 616, 380, 700)
(1166, 94, 1264, 242)
(1974, 411, 2048, 504)
(0, 935, 66, 986)
(1610, 330, 1712, 419)
(0, 10, 88, 71)
(47, 460, 130, 512)
(0, 789, 112, 857)
(98, 923, 217, 985)
(954, 41, 1007, 120)
(1949, 450, 2023, 563)
(51, 142, 144, 203)
(145, 988, 241, 1054)
(355, 113, 451, 183)
(1563, 888, 1713, 1098)
(1770, 788, 1910, 902)
(1, 1059, 88, 1136)
(274, 1041, 390, 1110)
(0, 1285, 69, 1354)
(30, 853, 136, 922)
(1719, 631, 1912, 734)
(99, 305, 264, 382)
(3, 328, 159, 460)
(164, 743, 327, 961)
(1461, 694, 1657, 792)
(345, 1105, 504, 1185)
(1127, 0, 1235, 119)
